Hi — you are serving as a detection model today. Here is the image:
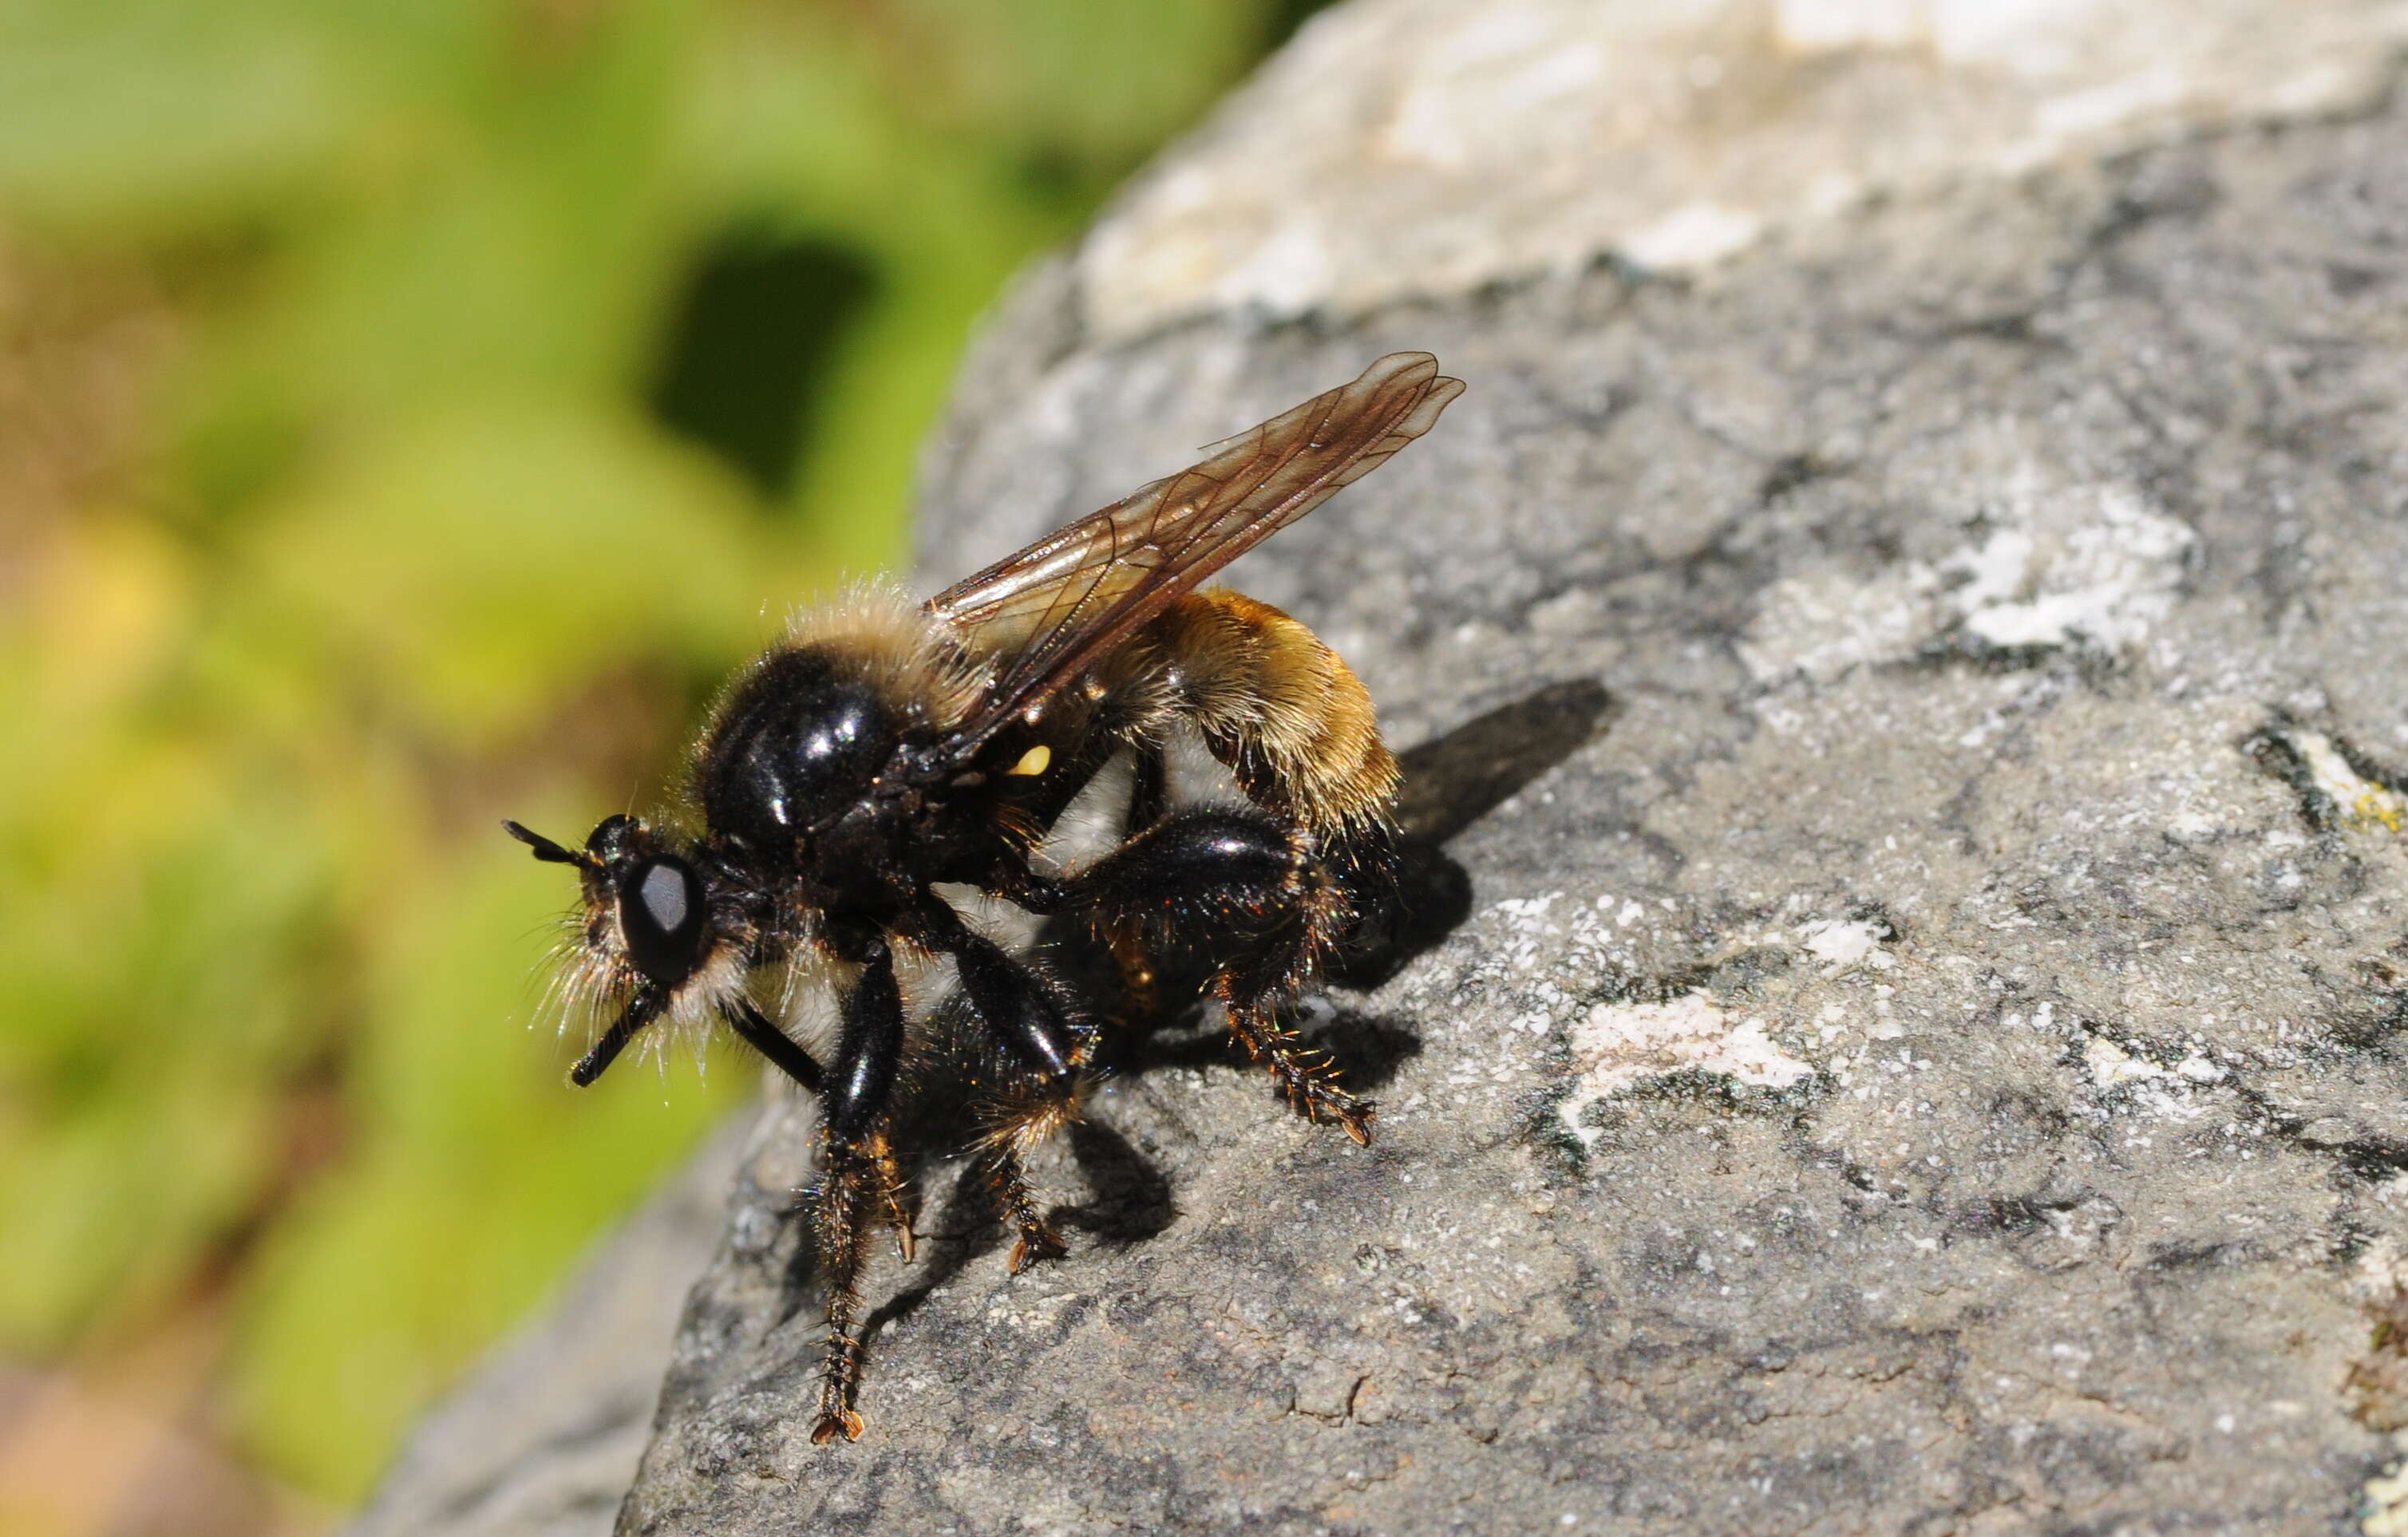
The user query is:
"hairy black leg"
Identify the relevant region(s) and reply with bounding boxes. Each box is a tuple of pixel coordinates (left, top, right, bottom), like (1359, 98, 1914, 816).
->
(721, 998, 919, 1251)
(1072, 806, 1374, 1144)
(808, 934, 903, 1445)
(807, 1152, 874, 1445)
(570, 989, 662, 1087)
(982, 1130, 1066, 1274)
(824, 938, 903, 1147)
(939, 922, 1092, 1273)
(871, 1134, 917, 1263)
(1072, 805, 1301, 923)
(951, 932, 1088, 1080)
(1221, 992, 1373, 1145)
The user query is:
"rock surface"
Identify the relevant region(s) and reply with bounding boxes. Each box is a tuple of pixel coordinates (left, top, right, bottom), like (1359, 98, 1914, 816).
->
(1076, 0, 2408, 338)
(362, 2, 2408, 1533)
(341, 1125, 746, 1537)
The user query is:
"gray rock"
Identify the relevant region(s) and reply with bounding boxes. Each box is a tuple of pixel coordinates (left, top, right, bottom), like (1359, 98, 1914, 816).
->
(623, 52, 2408, 1537)
(372, 4, 2408, 1532)
(1074, 0, 2408, 338)
(341, 1123, 747, 1537)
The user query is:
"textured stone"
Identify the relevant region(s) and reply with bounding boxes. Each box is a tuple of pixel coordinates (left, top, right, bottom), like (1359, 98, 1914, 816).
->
(341, 1124, 746, 1537)
(1075, 0, 2408, 340)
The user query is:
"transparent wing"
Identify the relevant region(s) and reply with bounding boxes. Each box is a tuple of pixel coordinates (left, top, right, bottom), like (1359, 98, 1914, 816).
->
(927, 351, 1464, 757)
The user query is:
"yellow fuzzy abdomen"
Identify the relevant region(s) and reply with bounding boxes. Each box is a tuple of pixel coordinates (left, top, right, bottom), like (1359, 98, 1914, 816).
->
(1135, 589, 1398, 842)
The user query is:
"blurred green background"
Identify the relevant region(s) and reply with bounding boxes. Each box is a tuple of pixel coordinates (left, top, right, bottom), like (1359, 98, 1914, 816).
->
(0, 2, 1324, 1529)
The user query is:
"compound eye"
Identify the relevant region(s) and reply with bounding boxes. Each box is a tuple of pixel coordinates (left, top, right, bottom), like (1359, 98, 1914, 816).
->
(617, 855, 708, 984)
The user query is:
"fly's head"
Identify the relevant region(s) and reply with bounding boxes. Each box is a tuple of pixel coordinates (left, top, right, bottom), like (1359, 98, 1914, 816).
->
(504, 813, 751, 1085)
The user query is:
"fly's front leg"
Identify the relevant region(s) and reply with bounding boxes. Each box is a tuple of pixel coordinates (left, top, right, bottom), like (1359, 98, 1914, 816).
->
(1072, 805, 1374, 1144)
(807, 933, 904, 1445)
(719, 997, 824, 1095)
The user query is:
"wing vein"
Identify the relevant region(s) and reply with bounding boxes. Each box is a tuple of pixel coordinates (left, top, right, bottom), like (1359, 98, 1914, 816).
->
(924, 353, 1464, 761)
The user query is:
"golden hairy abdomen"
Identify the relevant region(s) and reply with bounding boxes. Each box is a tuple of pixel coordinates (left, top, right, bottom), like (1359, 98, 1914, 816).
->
(1128, 589, 1398, 841)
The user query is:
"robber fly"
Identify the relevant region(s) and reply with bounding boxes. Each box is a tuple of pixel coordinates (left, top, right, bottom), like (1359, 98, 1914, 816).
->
(506, 352, 1462, 1442)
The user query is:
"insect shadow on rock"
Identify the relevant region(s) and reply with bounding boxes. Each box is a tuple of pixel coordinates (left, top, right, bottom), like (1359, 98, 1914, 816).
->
(846, 1083, 1175, 1352)
(1334, 676, 1618, 989)
(506, 353, 1465, 1444)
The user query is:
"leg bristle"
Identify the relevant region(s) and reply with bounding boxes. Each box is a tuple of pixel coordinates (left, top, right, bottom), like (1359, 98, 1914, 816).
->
(808, 1156, 876, 1446)
(1225, 1002, 1376, 1141)
(984, 1136, 1068, 1276)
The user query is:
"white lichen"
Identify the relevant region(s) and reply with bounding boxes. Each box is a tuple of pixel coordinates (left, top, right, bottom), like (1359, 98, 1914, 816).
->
(1947, 481, 2194, 653)
(1800, 917, 1894, 974)
(2082, 1035, 2164, 1089)
(1741, 472, 2194, 684)
(1560, 992, 1813, 1146)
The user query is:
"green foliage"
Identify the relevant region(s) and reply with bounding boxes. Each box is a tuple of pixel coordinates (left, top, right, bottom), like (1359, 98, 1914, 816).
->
(0, 0, 1314, 1505)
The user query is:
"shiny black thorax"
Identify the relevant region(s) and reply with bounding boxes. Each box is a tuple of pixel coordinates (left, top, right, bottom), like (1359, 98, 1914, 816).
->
(698, 647, 898, 854)
(694, 644, 1039, 923)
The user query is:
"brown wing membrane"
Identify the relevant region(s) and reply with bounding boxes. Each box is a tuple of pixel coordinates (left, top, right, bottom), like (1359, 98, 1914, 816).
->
(927, 351, 1463, 757)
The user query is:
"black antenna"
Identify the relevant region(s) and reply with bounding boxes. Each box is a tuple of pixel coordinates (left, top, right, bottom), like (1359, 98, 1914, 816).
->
(504, 820, 587, 867)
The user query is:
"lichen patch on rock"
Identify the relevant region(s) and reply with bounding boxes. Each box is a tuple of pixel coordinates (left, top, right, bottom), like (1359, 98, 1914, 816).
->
(1945, 478, 2196, 654)
(2286, 729, 2408, 833)
(1741, 468, 2194, 683)
(1559, 992, 1814, 1146)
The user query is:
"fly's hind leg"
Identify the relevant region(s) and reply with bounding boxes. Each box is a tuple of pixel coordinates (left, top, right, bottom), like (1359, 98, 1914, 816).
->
(1220, 986, 1374, 1148)
(1070, 804, 1374, 1145)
